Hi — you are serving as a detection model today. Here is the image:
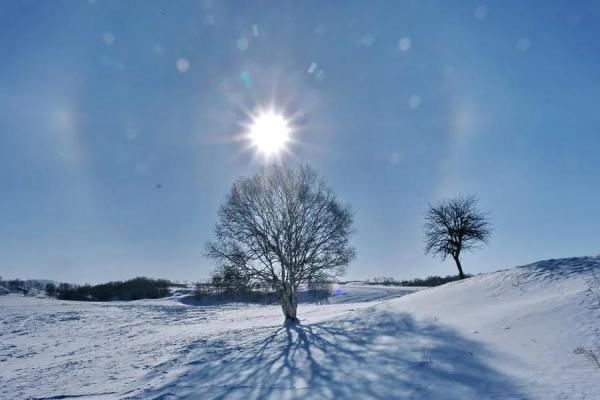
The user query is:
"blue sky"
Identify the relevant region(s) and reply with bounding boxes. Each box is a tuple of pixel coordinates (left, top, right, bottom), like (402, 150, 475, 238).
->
(1, 0, 599, 283)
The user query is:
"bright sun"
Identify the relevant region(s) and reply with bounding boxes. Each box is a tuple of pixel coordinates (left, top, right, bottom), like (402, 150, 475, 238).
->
(248, 111, 291, 155)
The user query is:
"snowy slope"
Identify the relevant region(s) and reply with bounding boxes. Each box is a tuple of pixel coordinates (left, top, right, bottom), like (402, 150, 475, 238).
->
(1, 257, 599, 399)
(384, 256, 600, 399)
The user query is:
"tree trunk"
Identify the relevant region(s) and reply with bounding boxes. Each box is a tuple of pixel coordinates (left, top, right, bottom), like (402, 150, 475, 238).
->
(453, 256, 465, 279)
(280, 285, 299, 323)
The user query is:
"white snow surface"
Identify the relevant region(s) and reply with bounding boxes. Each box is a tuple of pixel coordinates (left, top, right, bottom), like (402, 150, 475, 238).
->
(1, 256, 599, 399)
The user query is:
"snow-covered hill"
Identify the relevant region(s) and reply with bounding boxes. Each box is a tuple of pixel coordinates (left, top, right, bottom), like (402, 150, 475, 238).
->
(1, 257, 598, 399)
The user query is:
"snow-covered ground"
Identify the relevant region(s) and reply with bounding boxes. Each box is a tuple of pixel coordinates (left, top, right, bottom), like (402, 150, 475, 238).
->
(1, 257, 599, 399)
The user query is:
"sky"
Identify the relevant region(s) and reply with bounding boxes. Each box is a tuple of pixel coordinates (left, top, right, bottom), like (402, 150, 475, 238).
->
(1, 0, 599, 284)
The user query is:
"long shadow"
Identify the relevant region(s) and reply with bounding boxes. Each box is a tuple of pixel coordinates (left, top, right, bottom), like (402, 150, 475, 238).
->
(131, 309, 529, 400)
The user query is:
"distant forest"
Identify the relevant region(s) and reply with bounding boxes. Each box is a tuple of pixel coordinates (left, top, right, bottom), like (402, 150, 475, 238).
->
(51, 277, 177, 301)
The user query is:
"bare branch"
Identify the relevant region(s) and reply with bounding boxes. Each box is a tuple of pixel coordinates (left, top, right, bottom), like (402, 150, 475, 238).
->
(206, 164, 355, 321)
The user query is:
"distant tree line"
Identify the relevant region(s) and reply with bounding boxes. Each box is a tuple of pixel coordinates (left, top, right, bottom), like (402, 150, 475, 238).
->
(365, 274, 473, 287)
(48, 277, 172, 301)
(193, 264, 278, 304)
(0, 278, 51, 295)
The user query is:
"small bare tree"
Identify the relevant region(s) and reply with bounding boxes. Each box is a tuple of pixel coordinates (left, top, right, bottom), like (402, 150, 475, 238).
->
(207, 164, 355, 323)
(424, 195, 491, 279)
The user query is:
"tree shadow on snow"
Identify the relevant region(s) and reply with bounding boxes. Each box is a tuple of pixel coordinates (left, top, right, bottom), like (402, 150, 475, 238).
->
(134, 309, 528, 400)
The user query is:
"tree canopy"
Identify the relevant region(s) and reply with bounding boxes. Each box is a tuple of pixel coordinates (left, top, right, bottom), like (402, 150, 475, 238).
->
(207, 164, 355, 322)
(424, 195, 491, 278)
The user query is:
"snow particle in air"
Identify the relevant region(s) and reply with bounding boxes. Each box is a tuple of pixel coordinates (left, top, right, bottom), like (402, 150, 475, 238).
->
(153, 44, 164, 55)
(398, 37, 411, 52)
(409, 95, 421, 110)
(126, 128, 138, 140)
(176, 57, 190, 73)
(360, 34, 375, 47)
(314, 24, 326, 36)
(475, 6, 488, 20)
(202, 14, 215, 26)
(516, 38, 531, 52)
(102, 32, 115, 46)
(236, 37, 249, 51)
(389, 151, 402, 166)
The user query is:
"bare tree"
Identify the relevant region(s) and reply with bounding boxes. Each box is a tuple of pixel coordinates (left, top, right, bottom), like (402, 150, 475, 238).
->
(424, 195, 491, 279)
(206, 164, 355, 323)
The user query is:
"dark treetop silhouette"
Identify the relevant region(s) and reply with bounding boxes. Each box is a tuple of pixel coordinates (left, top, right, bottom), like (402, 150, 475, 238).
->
(424, 195, 492, 279)
(207, 164, 355, 322)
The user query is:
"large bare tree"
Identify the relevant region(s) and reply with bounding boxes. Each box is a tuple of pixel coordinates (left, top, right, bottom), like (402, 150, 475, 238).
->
(424, 195, 491, 279)
(207, 164, 355, 323)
